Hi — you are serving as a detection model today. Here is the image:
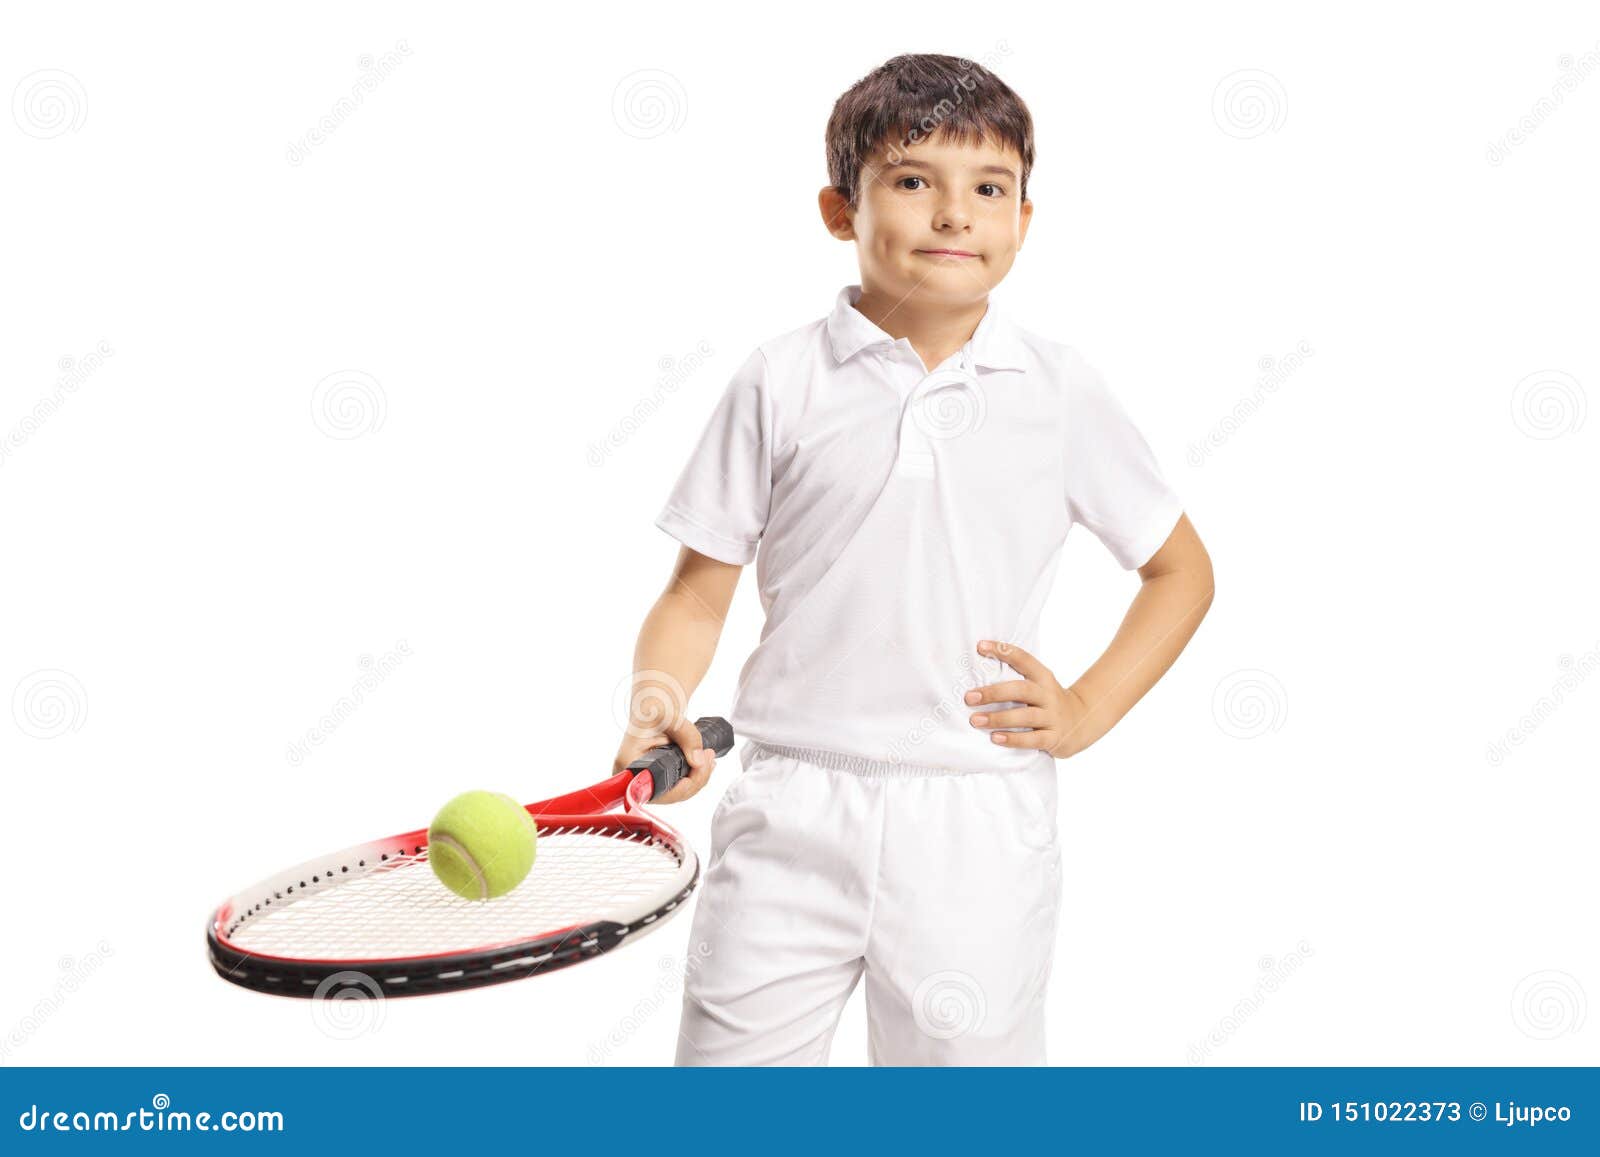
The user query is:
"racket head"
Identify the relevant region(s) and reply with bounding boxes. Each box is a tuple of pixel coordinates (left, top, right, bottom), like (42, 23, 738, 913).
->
(206, 772, 698, 998)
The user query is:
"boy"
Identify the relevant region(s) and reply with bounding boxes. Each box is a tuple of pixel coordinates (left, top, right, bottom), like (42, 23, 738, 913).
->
(612, 53, 1214, 1065)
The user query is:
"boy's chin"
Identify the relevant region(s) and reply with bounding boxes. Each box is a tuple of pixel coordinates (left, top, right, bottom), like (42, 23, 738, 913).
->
(888, 264, 997, 300)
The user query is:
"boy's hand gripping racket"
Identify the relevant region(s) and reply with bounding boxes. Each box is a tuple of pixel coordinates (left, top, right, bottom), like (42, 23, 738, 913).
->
(206, 717, 734, 998)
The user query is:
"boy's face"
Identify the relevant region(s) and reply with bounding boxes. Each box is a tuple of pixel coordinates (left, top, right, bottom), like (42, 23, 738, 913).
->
(820, 130, 1033, 308)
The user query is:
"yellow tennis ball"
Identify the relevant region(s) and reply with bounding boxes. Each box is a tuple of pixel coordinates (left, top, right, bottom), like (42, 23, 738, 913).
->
(427, 791, 538, 900)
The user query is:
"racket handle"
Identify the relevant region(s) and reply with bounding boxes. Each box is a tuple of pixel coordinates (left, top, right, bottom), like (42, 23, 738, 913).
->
(626, 716, 735, 801)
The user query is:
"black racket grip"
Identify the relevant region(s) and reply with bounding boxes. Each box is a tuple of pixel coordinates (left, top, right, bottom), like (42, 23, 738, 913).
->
(626, 716, 735, 801)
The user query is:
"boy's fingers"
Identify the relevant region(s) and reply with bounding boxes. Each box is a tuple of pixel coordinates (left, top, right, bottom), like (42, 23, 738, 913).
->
(963, 679, 1040, 706)
(665, 716, 713, 774)
(652, 777, 699, 805)
(613, 731, 669, 775)
(649, 749, 714, 806)
(683, 755, 714, 793)
(979, 639, 1051, 682)
(990, 727, 1056, 749)
(970, 706, 1048, 730)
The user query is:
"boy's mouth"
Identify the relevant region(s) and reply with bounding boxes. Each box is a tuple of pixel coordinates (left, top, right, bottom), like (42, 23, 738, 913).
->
(916, 248, 980, 259)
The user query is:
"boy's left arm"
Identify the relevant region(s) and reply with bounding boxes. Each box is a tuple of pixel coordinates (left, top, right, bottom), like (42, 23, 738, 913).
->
(966, 513, 1215, 759)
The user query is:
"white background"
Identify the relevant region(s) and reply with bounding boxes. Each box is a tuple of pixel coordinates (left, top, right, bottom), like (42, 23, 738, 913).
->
(2, 0, 1595, 1067)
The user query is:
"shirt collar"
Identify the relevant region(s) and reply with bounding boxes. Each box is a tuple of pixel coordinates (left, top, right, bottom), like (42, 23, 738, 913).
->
(825, 283, 1029, 372)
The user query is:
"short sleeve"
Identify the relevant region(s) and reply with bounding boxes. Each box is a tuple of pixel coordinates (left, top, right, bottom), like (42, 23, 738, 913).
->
(654, 347, 773, 565)
(1063, 363, 1184, 570)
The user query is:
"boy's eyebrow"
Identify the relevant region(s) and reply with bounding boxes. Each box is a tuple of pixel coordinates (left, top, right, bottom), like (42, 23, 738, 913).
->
(881, 157, 1018, 180)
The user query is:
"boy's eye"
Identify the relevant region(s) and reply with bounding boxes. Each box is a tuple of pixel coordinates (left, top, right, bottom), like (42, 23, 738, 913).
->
(895, 175, 1006, 197)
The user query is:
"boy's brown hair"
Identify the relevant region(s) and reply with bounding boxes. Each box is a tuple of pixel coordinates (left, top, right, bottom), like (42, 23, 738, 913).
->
(825, 53, 1034, 209)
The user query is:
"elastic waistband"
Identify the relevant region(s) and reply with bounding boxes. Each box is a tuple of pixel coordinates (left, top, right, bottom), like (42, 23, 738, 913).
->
(742, 739, 1012, 779)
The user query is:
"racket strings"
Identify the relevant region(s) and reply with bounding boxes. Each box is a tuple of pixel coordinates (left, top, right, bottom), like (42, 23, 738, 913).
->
(225, 828, 684, 960)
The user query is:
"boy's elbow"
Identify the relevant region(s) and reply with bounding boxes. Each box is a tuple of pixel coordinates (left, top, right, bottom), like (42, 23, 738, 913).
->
(1190, 543, 1216, 611)
(1137, 515, 1214, 618)
(1137, 513, 1210, 585)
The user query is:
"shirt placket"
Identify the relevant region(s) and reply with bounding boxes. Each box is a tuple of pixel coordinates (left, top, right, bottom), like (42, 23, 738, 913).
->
(894, 345, 980, 479)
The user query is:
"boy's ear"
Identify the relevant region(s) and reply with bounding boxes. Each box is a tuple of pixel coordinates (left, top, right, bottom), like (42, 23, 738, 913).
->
(818, 186, 856, 240)
(1018, 197, 1034, 249)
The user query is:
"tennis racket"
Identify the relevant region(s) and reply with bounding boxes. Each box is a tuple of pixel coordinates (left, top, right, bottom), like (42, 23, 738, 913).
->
(207, 716, 733, 998)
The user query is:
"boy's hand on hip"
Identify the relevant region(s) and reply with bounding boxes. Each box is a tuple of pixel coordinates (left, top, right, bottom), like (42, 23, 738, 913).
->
(966, 639, 1088, 759)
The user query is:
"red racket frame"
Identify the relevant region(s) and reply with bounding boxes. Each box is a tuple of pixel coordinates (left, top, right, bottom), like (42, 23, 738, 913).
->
(206, 766, 697, 998)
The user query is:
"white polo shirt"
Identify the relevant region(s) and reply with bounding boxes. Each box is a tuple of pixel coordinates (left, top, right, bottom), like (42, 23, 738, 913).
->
(656, 283, 1184, 776)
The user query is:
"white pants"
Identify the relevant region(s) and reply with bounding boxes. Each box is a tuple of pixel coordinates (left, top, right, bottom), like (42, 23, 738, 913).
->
(674, 741, 1063, 1065)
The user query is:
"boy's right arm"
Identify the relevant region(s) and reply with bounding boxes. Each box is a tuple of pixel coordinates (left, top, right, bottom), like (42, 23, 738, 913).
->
(613, 544, 742, 804)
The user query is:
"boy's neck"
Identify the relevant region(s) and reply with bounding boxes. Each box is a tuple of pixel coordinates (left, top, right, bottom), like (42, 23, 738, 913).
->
(852, 285, 989, 375)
